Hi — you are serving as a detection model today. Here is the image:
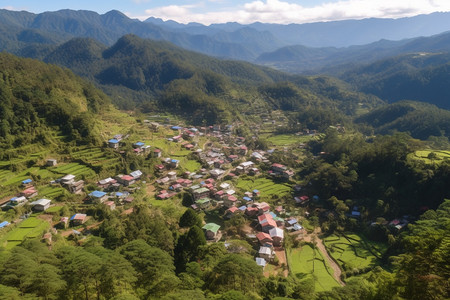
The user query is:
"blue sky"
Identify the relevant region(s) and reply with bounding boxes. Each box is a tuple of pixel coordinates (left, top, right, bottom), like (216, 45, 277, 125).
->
(2, 0, 450, 24)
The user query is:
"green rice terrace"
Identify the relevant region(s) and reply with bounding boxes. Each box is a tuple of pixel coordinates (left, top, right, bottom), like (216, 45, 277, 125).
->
(411, 150, 450, 164)
(323, 233, 387, 276)
(236, 177, 292, 200)
(0, 216, 50, 249)
(287, 243, 341, 292)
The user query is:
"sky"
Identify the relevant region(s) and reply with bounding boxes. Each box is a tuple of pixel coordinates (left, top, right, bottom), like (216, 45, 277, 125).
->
(2, 0, 450, 25)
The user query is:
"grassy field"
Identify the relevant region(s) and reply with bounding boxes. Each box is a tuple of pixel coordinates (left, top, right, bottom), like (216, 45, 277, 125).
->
(323, 233, 386, 272)
(236, 177, 292, 199)
(288, 244, 340, 292)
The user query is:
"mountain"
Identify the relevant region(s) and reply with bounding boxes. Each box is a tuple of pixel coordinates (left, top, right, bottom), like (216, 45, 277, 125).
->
(0, 52, 109, 153)
(356, 101, 450, 139)
(39, 35, 383, 125)
(256, 30, 450, 73)
(339, 52, 450, 110)
(0, 9, 282, 61)
(2, 8, 450, 63)
(146, 12, 450, 48)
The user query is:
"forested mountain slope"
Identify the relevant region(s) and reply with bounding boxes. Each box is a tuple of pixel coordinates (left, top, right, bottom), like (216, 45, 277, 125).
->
(0, 53, 109, 154)
(339, 53, 450, 110)
(41, 35, 383, 125)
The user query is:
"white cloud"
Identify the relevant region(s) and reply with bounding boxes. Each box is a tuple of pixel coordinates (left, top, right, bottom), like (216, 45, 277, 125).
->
(136, 0, 450, 24)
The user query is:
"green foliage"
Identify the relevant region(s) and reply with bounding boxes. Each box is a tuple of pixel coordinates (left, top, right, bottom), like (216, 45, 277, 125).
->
(179, 208, 203, 228)
(206, 254, 262, 294)
(0, 53, 108, 152)
(356, 101, 450, 139)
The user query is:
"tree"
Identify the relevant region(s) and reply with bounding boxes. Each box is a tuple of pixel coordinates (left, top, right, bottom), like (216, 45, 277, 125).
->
(179, 208, 202, 228)
(207, 254, 262, 294)
(57, 246, 103, 300)
(119, 239, 178, 297)
(31, 264, 66, 300)
(174, 226, 206, 272)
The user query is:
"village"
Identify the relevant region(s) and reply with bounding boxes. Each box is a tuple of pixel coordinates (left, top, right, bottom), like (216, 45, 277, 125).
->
(0, 118, 406, 283)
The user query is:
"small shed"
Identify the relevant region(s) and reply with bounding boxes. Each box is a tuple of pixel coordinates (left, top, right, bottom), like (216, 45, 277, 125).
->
(46, 159, 57, 166)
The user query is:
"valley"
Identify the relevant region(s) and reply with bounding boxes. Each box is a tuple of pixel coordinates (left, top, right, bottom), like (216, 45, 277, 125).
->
(0, 7, 449, 300)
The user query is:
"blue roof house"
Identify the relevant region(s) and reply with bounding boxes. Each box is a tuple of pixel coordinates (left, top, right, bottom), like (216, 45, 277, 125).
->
(89, 191, 108, 203)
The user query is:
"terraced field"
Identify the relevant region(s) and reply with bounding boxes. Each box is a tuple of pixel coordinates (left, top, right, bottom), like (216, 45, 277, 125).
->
(411, 150, 450, 164)
(236, 177, 292, 198)
(323, 233, 386, 273)
(288, 244, 341, 292)
(0, 216, 50, 249)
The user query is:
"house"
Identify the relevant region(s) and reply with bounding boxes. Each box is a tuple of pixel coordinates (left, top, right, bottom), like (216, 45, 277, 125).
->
(258, 213, 277, 233)
(210, 169, 225, 179)
(104, 201, 116, 210)
(225, 206, 240, 218)
(295, 195, 309, 206)
(31, 198, 51, 211)
(98, 177, 116, 188)
(240, 161, 254, 170)
(108, 139, 119, 149)
(6, 196, 28, 208)
(153, 149, 162, 158)
(202, 223, 220, 240)
(239, 145, 248, 155)
(285, 218, 298, 227)
(70, 213, 87, 226)
(59, 217, 69, 229)
(167, 171, 177, 181)
(21, 179, 33, 187)
(149, 122, 160, 131)
(255, 202, 270, 215)
(256, 232, 273, 246)
(130, 170, 143, 180)
(67, 180, 84, 194)
(117, 175, 135, 186)
(220, 182, 231, 190)
(133, 142, 145, 149)
(195, 197, 211, 209)
(46, 159, 57, 166)
(60, 174, 76, 185)
(269, 227, 284, 246)
(192, 187, 210, 200)
(20, 187, 38, 198)
(0, 221, 10, 229)
(245, 206, 259, 217)
(271, 163, 287, 173)
(223, 195, 238, 208)
(169, 159, 179, 168)
(89, 191, 108, 203)
(259, 246, 274, 261)
(255, 257, 267, 267)
(214, 190, 225, 200)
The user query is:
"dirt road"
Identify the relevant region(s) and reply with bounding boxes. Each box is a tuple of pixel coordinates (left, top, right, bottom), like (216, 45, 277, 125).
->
(302, 228, 345, 286)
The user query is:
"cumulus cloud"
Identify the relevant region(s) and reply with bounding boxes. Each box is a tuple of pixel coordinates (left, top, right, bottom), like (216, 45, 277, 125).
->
(137, 0, 450, 24)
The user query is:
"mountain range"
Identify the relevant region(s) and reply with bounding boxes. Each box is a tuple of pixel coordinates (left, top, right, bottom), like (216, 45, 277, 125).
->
(2, 9, 450, 62)
(1, 8, 450, 138)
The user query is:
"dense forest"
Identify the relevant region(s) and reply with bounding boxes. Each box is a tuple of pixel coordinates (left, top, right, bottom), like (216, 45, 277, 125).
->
(0, 53, 108, 154)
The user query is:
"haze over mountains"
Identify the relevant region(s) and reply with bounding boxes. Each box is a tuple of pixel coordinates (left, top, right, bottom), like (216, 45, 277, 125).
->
(2, 8, 450, 63)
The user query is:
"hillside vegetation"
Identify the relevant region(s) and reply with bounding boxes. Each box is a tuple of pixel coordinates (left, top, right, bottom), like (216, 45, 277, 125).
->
(0, 53, 109, 154)
(40, 35, 383, 126)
